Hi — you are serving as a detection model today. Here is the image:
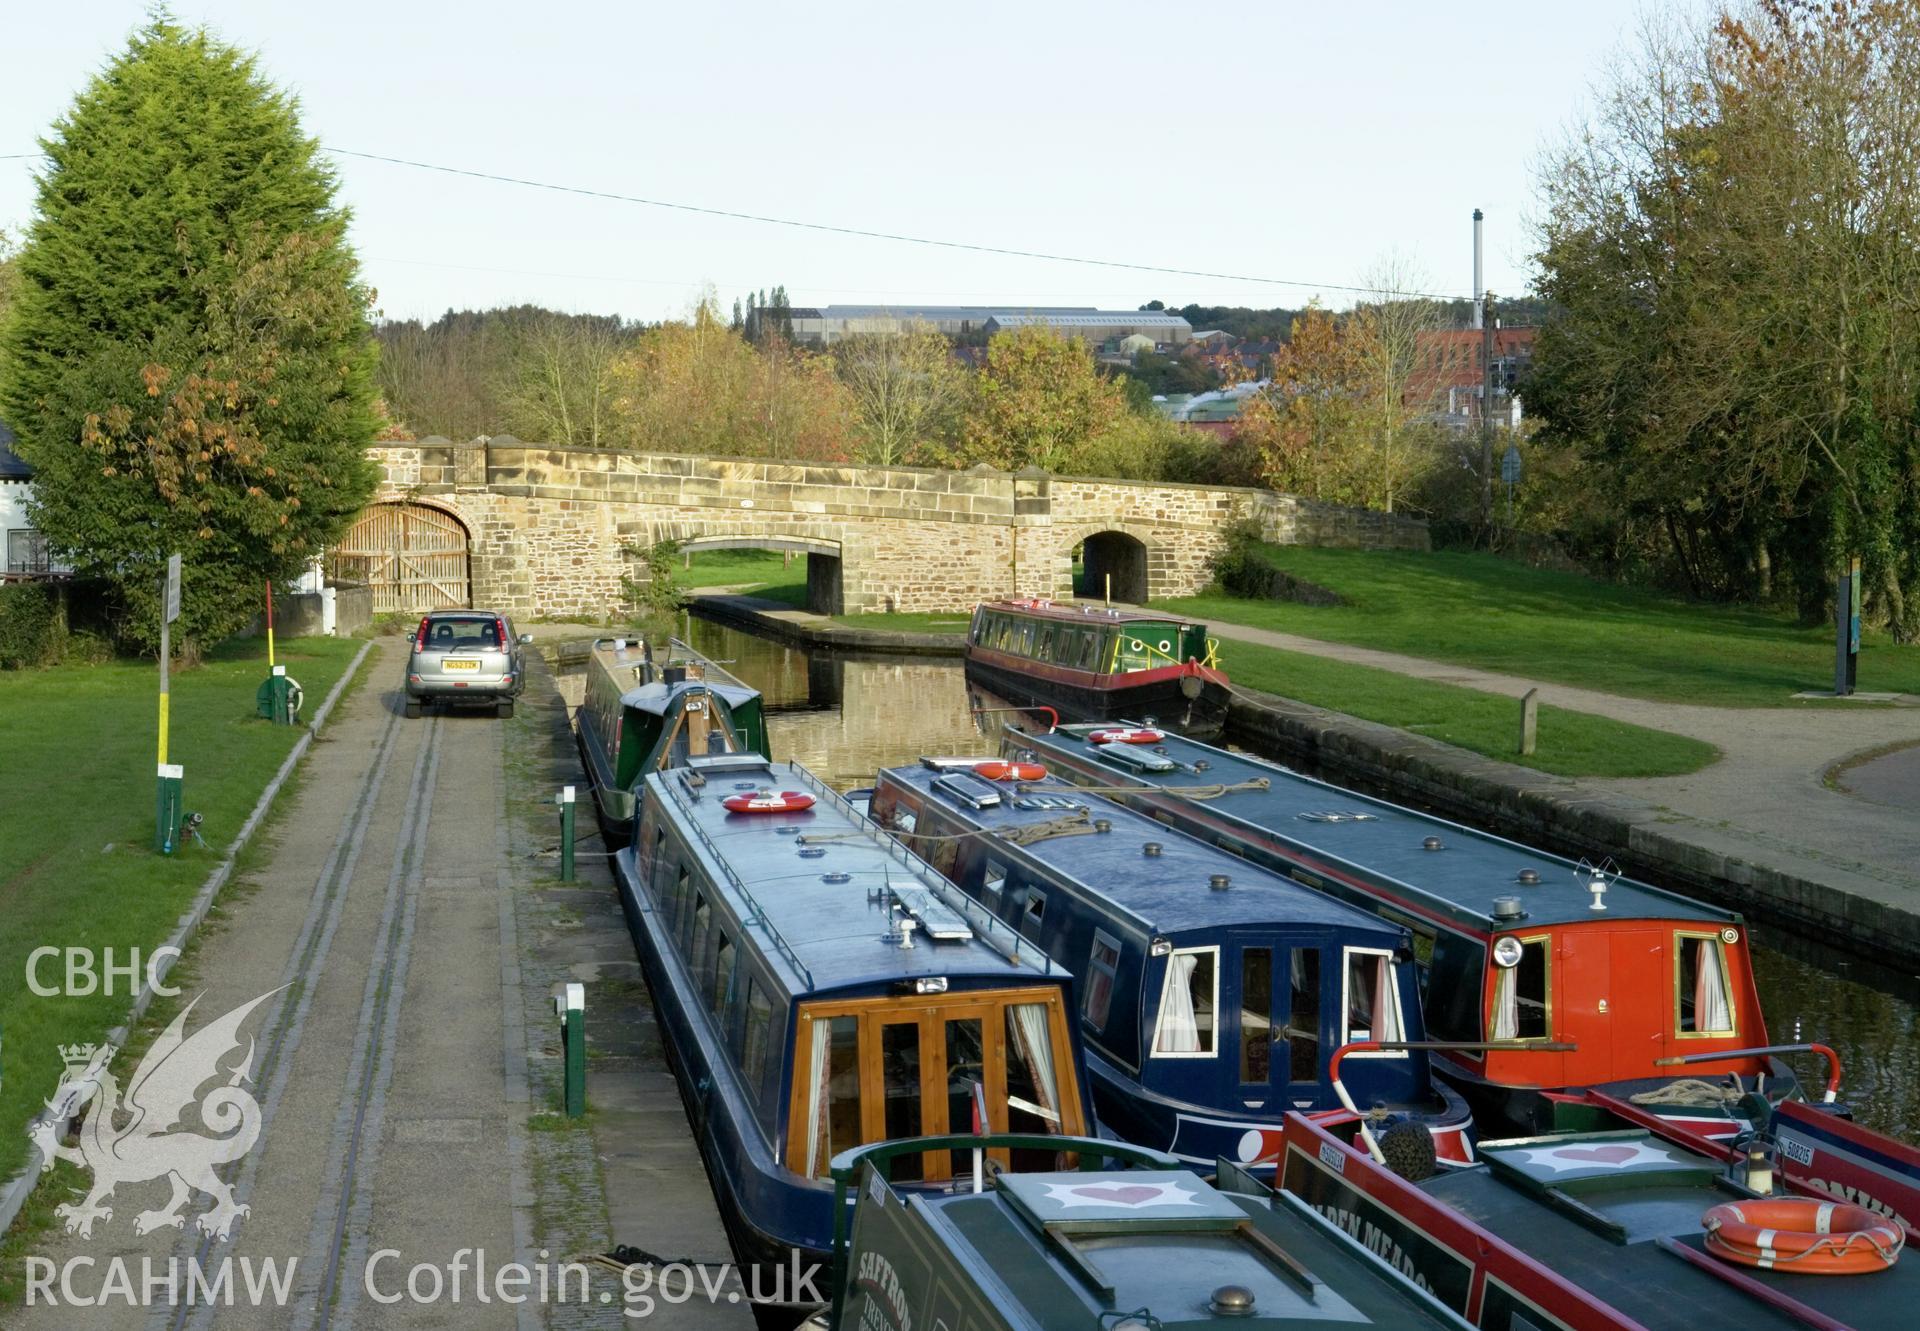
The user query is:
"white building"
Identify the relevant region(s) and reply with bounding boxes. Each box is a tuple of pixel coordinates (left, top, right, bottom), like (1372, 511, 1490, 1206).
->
(1, 422, 68, 578)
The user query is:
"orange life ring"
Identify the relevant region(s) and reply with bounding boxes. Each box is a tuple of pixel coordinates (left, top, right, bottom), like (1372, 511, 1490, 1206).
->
(974, 760, 1047, 782)
(1701, 1199, 1904, 1274)
(1089, 727, 1165, 745)
(721, 790, 817, 815)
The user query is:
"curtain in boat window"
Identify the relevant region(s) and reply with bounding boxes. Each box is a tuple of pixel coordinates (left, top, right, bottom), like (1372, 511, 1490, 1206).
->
(1008, 1003, 1061, 1125)
(1373, 958, 1405, 1042)
(1154, 950, 1212, 1054)
(1491, 963, 1519, 1041)
(805, 1018, 831, 1175)
(1691, 937, 1733, 1033)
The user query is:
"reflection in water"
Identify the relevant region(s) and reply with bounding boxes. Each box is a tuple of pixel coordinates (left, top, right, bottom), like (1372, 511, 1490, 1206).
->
(580, 615, 1920, 1139)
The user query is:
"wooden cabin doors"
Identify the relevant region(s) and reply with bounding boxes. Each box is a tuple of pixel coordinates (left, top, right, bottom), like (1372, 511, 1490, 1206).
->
(1556, 928, 1665, 1086)
(1232, 942, 1325, 1109)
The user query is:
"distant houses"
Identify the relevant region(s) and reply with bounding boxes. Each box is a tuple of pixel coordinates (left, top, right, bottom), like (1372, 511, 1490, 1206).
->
(0, 420, 68, 580)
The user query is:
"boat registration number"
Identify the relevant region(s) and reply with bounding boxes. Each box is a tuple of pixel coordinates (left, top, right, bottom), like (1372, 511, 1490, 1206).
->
(442, 659, 480, 672)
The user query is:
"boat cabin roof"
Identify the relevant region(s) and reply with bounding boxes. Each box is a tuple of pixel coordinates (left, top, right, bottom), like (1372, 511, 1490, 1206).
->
(642, 758, 1062, 998)
(621, 675, 760, 720)
(1423, 1130, 1917, 1329)
(878, 761, 1406, 944)
(975, 599, 1201, 629)
(1024, 725, 1734, 933)
(591, 636, 761, 718)
(894, 1168, 1471, 1328)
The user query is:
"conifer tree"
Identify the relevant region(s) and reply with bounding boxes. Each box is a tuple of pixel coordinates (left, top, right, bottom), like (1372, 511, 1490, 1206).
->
(0, 18, 379, 655)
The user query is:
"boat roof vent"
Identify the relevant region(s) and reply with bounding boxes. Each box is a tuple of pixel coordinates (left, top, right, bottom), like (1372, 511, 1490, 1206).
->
(1491, 895, 1527, 921)
(889, 884, 974, 942)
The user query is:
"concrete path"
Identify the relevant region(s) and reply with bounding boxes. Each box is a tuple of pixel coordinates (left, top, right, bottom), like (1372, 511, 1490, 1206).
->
(1206, 621, 1920, 905)
(4, 639, 747, 1330)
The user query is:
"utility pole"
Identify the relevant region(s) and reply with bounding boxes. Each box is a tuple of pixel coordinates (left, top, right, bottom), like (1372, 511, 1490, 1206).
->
(1480, 291, 1497, 531)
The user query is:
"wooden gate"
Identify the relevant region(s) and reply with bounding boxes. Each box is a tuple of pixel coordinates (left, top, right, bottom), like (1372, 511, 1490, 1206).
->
(330, 503, 470, 613)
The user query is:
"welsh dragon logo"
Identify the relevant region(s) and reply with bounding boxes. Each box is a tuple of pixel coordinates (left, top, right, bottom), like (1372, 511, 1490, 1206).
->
(28, 989, 280, 1241)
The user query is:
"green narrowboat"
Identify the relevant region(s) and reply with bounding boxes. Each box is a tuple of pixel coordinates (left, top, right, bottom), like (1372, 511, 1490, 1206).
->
(575, 636, 770, 845)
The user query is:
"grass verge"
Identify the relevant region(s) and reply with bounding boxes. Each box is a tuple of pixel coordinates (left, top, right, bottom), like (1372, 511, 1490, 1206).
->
(1227, 640, 1719, 778)
(1161, 545, 1920, 707)
(0, 634, 363, 1183)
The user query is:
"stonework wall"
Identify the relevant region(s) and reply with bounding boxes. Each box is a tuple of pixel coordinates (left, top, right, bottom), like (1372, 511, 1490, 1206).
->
(362, 439, 1428, 618)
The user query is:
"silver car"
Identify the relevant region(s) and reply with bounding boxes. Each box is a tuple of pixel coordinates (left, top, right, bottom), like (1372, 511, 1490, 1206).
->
(403, 609, 532, 718)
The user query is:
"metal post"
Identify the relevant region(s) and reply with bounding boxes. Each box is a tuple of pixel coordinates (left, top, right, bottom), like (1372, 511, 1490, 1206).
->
(265, 577, 275, 670)
(156, 555, 181, 853)
(1835, 561, 1859, 697)
(556, 983, 586, 1117)
(558, 785, 576, 882)
(1519, 688, 1538, 756)
(1480, 293, 1497, 531)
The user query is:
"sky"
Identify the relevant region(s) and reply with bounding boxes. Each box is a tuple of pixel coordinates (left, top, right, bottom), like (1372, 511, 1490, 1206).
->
(1, 1, 1675, 326)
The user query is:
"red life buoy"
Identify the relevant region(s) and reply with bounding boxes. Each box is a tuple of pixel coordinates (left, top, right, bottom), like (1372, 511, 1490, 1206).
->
(1089, 727, 1165, 745)
(1701, 1198, 1903, 1274)
(974, 760, 1047, 782)
(721, 790, 817, 815)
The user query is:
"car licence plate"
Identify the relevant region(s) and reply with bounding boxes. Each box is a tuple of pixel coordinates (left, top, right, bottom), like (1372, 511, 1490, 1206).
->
(443, 658, 479, 672)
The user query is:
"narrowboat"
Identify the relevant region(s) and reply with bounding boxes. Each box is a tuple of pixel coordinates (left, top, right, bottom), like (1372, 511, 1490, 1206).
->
(811, 1131, 1480, 1330)
(1012, 723, 1797, 1140)
(613, 756, 1094, 1281)
(868, 760, 1477, 1175)
(965, 600, 1231, 737)
(575, 635, 770, 845)
(1270, 1099, 1916, 1330)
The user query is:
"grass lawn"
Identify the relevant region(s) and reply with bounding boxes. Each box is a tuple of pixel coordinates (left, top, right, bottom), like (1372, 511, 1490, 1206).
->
(1161, 545, 1920, 707)
(683, 549, 971, 633)
(1227, 640, 1717, 778)
(0, 634, 364, 1181)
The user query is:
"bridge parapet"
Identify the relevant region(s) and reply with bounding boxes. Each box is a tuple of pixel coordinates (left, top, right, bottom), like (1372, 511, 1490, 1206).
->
(361, 440, 1427, 618)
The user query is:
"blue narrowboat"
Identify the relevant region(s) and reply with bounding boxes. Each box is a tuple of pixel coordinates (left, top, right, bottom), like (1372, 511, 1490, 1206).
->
(613, 754, 1095, 1279)
(575, 635, 771, 845)
(868, 759, 1476, 1177)
(1009, 723, 1798, 1142)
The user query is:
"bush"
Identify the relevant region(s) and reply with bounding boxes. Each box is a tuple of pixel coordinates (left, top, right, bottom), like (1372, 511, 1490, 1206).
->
(0, 582, 68, 668)
(1207, 520, 1344, 605)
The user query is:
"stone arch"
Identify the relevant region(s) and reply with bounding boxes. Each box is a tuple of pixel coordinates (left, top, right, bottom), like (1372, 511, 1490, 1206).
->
(331, 499, 473, 612)
(653, 527, 846, 615)
(1068, 526, 1156, 604)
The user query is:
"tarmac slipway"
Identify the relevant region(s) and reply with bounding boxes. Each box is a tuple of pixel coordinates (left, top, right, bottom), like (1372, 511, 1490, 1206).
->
(2, 638, 749, 1330)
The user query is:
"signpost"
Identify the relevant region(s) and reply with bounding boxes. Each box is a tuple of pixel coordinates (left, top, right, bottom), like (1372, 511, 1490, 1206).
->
(156, 554, 182, 853)
(1835, 556, 1862, 697)
(1500, 444, 1522, 525)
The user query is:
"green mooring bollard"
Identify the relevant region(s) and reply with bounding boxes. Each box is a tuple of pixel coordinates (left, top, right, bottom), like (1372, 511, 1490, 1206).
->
(558, 785, 576, 882)
(556, 983, 586, 1117)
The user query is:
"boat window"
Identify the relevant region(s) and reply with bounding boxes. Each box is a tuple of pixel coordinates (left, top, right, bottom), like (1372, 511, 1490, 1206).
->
(805, 1015, 863, 1176)
(982, 858, 1008, 908)
(889, 803, 918, 836)
(1019, 888, 1047, 941)
(741, 980, 771, 1096)
(1241, 947, 1273, 1082)
(1085, 931, 1122, 1031)
(1343, 949, 1406, 1046)
(993, 617, 1014, 650)
(1035, 626, 1055, 663)
(1017, 621, 1035, 656)
(690, 896, 712, 984)
(1677, 932, 1736, 1036)
(1076, 630, 1099, 669)
(1425, 934, 1485, 1042)
(881, 1023, 925, 1181)
(1288, 949, 1320, 1082)
(1490, 936, 1550, 1041)
(1152, 946, 1217, 1056)
(791, 991, 1081, 1180)
(712, 937, 736, 1018)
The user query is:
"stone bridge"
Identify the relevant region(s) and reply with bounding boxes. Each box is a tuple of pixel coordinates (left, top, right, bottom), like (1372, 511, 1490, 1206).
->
(349, 437, 1428, 618)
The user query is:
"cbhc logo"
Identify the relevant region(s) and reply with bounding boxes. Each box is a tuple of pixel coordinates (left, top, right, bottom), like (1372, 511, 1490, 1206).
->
(26, 948, 183, 998)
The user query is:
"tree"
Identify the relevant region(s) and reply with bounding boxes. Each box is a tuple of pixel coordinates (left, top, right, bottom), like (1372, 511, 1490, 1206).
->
(1235, 305, 1366, 500)
(960, 325, 1125, 471)
(496, 312, 628, 447)
(832, 324, 964, 465)
(1348, 253, 1447, 513)
(0, 19, 378, 655)
(1531, 1, 1920, 635)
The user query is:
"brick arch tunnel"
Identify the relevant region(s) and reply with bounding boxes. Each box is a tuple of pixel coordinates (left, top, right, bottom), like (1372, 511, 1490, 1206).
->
(676, 535, 844, 614)
(1076, 530, 1151, 604)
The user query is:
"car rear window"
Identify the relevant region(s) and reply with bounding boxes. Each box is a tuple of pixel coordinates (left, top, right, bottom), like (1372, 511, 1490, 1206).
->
(425, 615, 503, 650)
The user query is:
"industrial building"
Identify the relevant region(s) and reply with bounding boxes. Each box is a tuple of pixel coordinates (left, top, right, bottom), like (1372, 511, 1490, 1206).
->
(781, 304, 1192, 347)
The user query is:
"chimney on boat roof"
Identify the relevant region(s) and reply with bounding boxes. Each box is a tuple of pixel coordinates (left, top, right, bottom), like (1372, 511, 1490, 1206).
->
(1209, 874, 1232, 891)
(1491, 895, 1526, 921)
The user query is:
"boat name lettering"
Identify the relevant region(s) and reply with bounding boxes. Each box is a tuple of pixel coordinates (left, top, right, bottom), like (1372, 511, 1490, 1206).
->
(1319, 1141, 1346, 1174)
(1309, 1204, 1435, 1294)
(855, 1250, 912, 1331)
(1798, 1176, 1912, 1230)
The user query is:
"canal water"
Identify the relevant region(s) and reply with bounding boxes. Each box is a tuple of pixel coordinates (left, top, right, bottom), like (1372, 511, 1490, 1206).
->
(602, 615, 1920, 1138)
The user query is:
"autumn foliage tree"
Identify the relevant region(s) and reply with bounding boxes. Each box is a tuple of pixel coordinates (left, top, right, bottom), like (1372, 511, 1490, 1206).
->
(959, 325, 1126, 471)
(0, 19, 378, 655)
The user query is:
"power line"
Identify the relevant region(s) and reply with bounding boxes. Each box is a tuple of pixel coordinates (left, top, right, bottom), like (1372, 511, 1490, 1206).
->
(326, 147, 1469, 303)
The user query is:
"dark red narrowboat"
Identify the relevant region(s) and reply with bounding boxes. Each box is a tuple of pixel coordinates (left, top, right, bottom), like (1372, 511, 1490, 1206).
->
(964, 599, 1231, 737)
